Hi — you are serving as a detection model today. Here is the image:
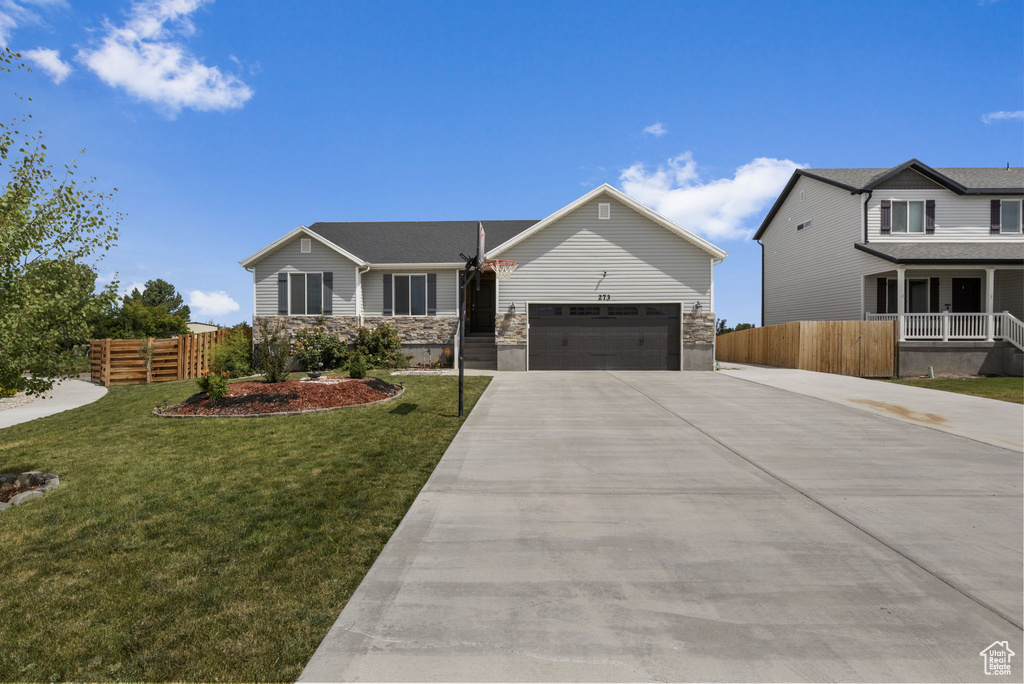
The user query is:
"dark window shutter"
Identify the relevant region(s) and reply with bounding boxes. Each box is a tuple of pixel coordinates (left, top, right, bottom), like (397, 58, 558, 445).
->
(991, 200, 1001, 233)
(929, 277, 940, 313)
(426, 273, 437, 316)
(880, 200, 891, 234)
(382, 273, 392, 316)
(876, 277, 887, 313)
(925, 200, 935, 234)
(322, 272, 333, 314)
(278, 273, 288, 315)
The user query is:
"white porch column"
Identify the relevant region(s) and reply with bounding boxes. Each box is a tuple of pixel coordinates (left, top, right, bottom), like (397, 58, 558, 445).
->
(985, 268, 995, 341)
(897, 267, 906, 341)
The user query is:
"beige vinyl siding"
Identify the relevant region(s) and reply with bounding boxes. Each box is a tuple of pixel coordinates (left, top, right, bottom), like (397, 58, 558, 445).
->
(866, 191, 1024, 241)
(761, 176, 880, 324)
(495, 197, 714, 312)
(995, 270, 1024, 319)
(361, 269, 458, 316)
(253, 236, 357, 316)
(861, 269, 992, 314)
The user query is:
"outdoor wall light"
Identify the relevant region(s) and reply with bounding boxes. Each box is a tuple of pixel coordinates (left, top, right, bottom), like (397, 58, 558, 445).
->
(509, 302, 516, 314)
(692, 301, 702, 313)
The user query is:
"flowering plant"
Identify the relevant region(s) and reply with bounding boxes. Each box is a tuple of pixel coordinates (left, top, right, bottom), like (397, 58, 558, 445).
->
(293, 322, 348, 371)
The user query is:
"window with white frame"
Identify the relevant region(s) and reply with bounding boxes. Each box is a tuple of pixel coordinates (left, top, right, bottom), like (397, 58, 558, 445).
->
(886, 278, 929, 313)
(891, 200, 925, 233)
(393, 274, 427, 316)
(289, 272, 323, 315)
(1000, 200, 1022, 234)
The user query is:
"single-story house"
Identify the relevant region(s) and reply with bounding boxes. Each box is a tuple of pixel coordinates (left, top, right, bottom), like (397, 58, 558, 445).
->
(240, 184, 727, 371)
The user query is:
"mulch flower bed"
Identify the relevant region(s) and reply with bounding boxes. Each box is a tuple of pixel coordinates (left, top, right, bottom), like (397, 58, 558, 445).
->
(0, 483, 35, 504)
(158, 377, 404, 417)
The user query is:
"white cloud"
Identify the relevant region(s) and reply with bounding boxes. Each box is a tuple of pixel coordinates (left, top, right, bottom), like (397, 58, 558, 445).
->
(189, 289, 239, 318)
(981, 110, 1024, 124)
(619, 152, 805, 241)
(23, 46, 70, 82)
(121, 281, 146, 297)
(643, 122, 667, 137)
(76, 0, 253, 116)
(0, 0, 66, 45)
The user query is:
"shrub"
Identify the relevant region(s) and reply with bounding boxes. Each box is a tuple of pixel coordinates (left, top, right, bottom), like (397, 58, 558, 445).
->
(353, 322, 406, 368)
(0, 386, 16, 398)
(254, 319, 291, 383)
(348, 352, 367, 379)
(196, 371, 228, 401)
(294, 320, 348, 372)
(211, 324, 254, 378)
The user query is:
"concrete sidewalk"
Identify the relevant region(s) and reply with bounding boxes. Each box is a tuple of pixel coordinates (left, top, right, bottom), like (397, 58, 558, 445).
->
(719, 363, 1023, 451)
(300, 371, 1021, 682)
(0, 378, 107, 430)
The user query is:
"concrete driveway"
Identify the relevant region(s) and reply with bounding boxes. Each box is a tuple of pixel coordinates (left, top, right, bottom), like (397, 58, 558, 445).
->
(301, 371, 1023, 682)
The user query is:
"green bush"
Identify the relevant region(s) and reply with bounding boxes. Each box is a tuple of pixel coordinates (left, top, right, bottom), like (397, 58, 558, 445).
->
(293, 320, 348, 372)
(196, 371, 228, 401)
(254, 319, 291, 383)
(348, 352, 367, 379)
(211, 324, 254, 378)
(0, 386, 17, 399)
(353, 322, 407, 368)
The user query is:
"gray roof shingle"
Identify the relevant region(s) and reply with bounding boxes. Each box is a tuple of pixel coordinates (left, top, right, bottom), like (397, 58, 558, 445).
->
(305, 220, 539, 264)
(854, 241, 1024, 264)
(803, 164, 1024, 192)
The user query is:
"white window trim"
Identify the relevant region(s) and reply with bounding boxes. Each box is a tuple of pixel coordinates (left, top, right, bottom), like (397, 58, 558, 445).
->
(392, 273, 430, 317)
(598, 202, 610, 220)
(999, 199, 1023, 234)
(288, 271, 324, 316)
(300, 237, 312, 253)
(889, 199, 926, 234)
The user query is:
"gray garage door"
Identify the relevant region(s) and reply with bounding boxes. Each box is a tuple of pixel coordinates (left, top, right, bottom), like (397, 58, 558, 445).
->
(528, 304, 680, 370)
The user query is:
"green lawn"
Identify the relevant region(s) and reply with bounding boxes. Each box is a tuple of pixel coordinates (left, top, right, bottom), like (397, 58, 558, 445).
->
(0, 373, 490, 682)
(888, 376, 1024, 404)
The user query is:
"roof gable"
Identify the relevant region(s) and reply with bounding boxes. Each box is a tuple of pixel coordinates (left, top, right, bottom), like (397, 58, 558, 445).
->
(487, 184, 728, 260)
(240, 226, 367, 268)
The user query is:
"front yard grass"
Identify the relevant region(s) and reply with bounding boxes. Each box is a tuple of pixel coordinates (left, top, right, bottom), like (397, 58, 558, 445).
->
(0, 373, 490, 682)
(887, 376, 1023, 404)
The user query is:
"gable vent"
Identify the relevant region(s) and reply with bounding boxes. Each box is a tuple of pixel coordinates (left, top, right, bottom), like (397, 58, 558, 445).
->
(598, 203, 611, 220)
(300, 238, 311, 253)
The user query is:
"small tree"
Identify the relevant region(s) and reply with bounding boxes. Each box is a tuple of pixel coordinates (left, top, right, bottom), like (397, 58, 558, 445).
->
(348, 352, 367, 379)
(210, 323, 253, 378)
(0, 49, 121, 395)
(253, 319, 290, 383)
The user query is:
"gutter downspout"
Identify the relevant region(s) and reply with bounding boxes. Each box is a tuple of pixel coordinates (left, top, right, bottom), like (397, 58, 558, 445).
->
(757, 240, 764, 328)
(357, 264, 372, 327)
(859, 189, 872, 244)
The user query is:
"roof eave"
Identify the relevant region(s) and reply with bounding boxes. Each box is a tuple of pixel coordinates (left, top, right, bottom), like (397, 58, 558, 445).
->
(240, 226, 368, 268)
(852, 242, 1024, 265)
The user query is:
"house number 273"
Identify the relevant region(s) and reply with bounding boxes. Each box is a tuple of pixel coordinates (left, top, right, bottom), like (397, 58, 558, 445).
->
(597, 294, 611, 300)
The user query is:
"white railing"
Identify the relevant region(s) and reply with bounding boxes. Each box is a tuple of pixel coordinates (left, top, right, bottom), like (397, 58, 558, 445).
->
(867, 311, 1018, 343)
(1000, 313, 1024, 351)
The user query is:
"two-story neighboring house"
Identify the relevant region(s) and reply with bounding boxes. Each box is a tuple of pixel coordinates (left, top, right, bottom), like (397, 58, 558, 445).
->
(755, 159, 1023, 376)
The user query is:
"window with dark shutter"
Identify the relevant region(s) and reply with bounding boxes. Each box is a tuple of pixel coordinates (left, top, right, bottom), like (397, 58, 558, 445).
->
(880, 200, 891, 234)
(991, 200, 1001, 233)
(426, 273, 437, 316)
(394, 275, 410, 315)
(306, 273, 323, 316)
(278, 273, 288, 315)
(322, 272, 333, 314)
(925, 200, 935, 234)
(382, 274, 392, 316)
(290, 273, 306, 315)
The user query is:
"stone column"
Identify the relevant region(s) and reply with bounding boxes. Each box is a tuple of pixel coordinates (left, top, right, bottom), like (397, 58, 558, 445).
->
(682, 312, 715, 371)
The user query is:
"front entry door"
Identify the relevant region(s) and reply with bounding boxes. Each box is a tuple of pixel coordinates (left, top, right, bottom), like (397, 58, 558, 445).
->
(951, 278, 981, 312)
(468, 276, 495, 333)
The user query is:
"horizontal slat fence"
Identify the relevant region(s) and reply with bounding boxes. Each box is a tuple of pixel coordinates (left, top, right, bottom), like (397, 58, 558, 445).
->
(90, 329, 233, 386)
(716, 320, 897, 378)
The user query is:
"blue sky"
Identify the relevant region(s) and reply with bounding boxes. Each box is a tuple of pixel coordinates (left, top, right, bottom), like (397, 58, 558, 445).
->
(3, 0, 1022, 326)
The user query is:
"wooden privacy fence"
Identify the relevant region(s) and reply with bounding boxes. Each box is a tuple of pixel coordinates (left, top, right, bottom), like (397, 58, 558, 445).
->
(90, 329, 232, 386)
(716, 320, 898, 377)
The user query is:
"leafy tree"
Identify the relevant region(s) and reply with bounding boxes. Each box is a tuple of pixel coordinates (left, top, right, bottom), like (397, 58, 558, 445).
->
(123, 278, 190, 320)
(0, 49, 121, 395)
(715, 318, 729, 336)
(734, 323, 755, 332)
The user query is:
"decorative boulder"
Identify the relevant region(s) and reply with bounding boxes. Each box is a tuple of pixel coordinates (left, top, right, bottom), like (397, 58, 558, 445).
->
(16, 471, 46, 488)
(9, 490, 44, 506)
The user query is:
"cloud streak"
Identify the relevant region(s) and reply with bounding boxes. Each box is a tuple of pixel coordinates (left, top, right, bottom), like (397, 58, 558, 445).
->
(23, 46, 70, 82)
(0, 0, 66, 45)
(619, 152, 805, 240)
(189, 289, 239, 318)
(77, 0, 253, 116)
(643, 122, 667, 137)
(981, 110, 1024, 124)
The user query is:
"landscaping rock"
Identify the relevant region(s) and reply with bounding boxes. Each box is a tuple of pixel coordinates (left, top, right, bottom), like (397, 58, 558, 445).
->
(16, 471, 46, 487)
(9, 490, 44, 505)
(0, 473, 17, 486)
(38, 475, 60, 492)
(0, 501, 10, 511)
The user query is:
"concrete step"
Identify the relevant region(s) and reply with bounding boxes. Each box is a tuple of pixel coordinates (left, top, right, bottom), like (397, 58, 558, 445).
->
(463, 351, 498, 360)
(463, 359, 497, 370)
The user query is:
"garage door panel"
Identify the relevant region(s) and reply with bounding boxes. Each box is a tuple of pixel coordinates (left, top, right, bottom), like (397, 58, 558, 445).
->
(528, 304, 679, 371)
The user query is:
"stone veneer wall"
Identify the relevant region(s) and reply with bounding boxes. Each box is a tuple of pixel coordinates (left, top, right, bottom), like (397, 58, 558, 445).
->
(682, 312, 715, 370)
(254, 315, 458, 346)
(495, 313, 527, 345)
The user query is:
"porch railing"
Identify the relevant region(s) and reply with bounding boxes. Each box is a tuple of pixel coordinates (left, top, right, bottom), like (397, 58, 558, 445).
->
(866, 311, 1021, 346)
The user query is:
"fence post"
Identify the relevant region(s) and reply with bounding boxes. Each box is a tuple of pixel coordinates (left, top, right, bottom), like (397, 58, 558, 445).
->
(146, 337, 154, 384)
(103, 339, 111, 387)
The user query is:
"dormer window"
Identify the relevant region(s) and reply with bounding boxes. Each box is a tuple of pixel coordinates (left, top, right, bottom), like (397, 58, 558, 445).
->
(891, 200, 925, 233)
